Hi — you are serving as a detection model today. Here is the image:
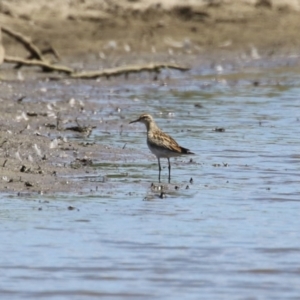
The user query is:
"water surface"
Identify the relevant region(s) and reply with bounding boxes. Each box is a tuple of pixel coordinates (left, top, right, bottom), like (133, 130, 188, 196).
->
(1, 59, 300, 299)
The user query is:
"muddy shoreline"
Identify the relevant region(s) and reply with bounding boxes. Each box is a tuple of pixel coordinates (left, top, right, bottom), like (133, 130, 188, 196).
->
(1, 1, 300, 194)
(2, 1, 300, 57)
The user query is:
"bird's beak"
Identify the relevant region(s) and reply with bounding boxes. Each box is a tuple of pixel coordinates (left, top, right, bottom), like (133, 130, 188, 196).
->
(129, 118, 139, 124)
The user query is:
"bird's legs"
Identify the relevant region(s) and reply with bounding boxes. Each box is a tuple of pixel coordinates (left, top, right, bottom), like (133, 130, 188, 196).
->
(168, 158, 171, 183)
(158, 158, 162, 183)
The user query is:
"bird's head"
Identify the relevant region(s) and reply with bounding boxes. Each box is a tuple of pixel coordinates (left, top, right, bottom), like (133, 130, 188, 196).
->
(129, 113, 154, 126)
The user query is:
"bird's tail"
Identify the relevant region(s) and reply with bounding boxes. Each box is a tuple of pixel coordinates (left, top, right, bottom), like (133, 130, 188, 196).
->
(181, 147, 195, 155)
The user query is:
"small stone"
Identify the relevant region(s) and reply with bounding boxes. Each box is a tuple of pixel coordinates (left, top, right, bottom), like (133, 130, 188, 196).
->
(20, 165, 28, 172)
(214, 127, 225, 132)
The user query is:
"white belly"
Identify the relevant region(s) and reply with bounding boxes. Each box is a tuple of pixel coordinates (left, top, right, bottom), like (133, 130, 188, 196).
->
(147, 141, 181, 158)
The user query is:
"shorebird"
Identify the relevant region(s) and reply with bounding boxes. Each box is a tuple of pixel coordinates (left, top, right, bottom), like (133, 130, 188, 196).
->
(129, 113, 194, 183)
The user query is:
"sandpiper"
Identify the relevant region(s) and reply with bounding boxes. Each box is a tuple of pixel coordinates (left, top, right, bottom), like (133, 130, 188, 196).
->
(129, 113, 194, 183)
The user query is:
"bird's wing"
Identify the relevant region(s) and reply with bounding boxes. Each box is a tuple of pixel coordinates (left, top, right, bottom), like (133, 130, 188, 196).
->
(150, 129, 183, 153)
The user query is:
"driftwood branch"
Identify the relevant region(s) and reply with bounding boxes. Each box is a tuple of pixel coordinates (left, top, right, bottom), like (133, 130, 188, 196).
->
(2, 26, 45, 61)
(71, 63, 189, 79)
(4, 57, 189, 78)
(2, 27, 190, 78)
(4, 56, 74, 74)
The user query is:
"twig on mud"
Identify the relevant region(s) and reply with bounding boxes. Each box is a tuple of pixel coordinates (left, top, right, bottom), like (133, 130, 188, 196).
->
(70, 63, 190, 79)
(4, 56, 74, 74)
(2, 159, 7, 167)
(2, 26, 45, 61)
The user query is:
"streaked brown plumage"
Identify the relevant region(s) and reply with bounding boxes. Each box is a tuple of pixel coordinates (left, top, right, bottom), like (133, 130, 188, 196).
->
(129, 113, 194, 182)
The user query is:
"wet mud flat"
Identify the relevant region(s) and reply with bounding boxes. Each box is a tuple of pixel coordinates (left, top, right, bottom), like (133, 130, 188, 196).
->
(0, 65, 199, 196)
(0, 74, 147, 195)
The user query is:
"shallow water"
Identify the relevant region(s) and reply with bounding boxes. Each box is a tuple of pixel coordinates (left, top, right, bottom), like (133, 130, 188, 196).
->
(2, 58, 300, 299)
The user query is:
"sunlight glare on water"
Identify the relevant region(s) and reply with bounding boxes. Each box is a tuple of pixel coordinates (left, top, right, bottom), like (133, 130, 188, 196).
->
(1, 65, 300, 299)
